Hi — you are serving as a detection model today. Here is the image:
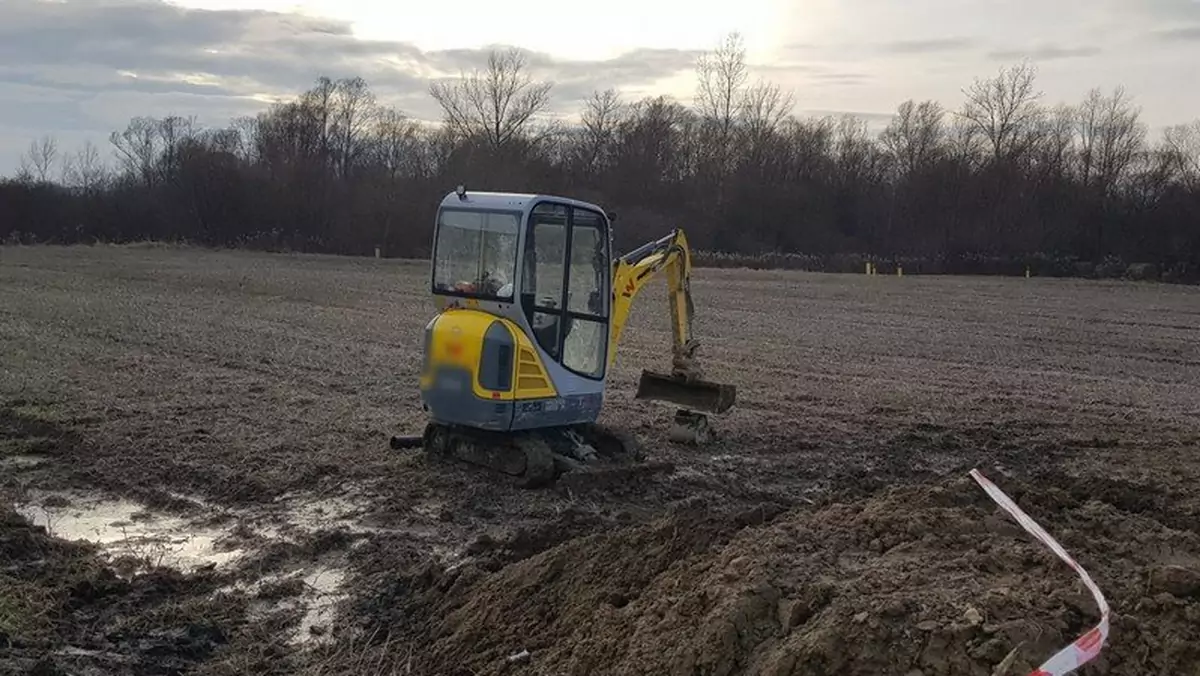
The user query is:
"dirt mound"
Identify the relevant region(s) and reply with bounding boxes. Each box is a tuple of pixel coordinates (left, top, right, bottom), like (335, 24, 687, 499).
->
(346, 475, 1200, 676)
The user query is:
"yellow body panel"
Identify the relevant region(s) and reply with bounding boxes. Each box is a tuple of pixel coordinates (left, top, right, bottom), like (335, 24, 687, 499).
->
(421, 309, 557, 401)
(422, 309, 508, 401)
(511, 327, 557, 400)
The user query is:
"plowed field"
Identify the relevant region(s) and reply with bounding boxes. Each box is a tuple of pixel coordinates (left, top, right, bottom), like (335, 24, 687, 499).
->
(2, 244, 1199, 676)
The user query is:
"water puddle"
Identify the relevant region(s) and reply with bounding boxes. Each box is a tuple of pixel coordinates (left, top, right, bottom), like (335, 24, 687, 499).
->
(16, 490, 245, 572)
(272, 490, 368, 534)
(10, 487, 394, 648)
(13, 486, 461, 646)
(220, 561, 350, 646)
(15, 489, 385, 566)
(294, 566, 348, 644)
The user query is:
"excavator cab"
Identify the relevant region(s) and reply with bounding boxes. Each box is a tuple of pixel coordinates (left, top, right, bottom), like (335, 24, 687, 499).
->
(406, 187, 735, 486)
(423, 189, 614, 431)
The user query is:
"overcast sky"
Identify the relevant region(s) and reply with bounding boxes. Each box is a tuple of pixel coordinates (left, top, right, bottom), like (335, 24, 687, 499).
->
(2, 0, 1198, 176)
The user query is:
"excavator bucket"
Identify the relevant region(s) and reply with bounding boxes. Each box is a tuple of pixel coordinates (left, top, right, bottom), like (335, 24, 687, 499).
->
(635, 370, 736, 414)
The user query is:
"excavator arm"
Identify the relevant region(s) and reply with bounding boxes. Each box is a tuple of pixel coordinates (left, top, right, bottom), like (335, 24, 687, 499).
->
(608, 229, 736, 425)
(609, 229, 698, 376)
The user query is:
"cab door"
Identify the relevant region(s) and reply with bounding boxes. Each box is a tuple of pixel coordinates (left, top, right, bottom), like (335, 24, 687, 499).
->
(520, 201, 610, 382)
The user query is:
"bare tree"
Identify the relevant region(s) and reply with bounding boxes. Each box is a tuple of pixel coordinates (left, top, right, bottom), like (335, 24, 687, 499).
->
(783, 116, 836, 181)
(576, 89, 625, 177)
(363, 106, 419, 254)
(695, 33, 749, 136)
(61, 141, 109, 192)
(1075, 86, 1146, 196)
(958, 61, 1044, 163)
(1075, 89, 1103, 185)
(739, 80, 794, 158)
(429, 47, 553, 149)
(371, 107, 419, 180)
(1162, 120, 1200, 189)
(254, 98, 324, 173)
(155, 115, 197, 185)
(1036, 104, 1077, 175)
(945, 110, 984, 169)
(111, 117, 161, 186)
(422, 125, 459, 179)
(229, 116, 260, 165)
(1126, 139, 1181, 209)
(834, 115, 885, 185)
(332, 76, 378, 177)
(20, 135, 58, 183)
(612, 96, 695, 189)
(301, 76, 338, 161)
(881, 100, 946, 178)
(694, 32, 749, 178)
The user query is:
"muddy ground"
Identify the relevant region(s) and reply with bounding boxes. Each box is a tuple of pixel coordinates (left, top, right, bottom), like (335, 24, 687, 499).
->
(2, 244, 1199, 675)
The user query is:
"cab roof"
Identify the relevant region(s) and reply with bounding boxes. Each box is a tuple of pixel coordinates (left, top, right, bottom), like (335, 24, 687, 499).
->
(439, 190, 607, 215)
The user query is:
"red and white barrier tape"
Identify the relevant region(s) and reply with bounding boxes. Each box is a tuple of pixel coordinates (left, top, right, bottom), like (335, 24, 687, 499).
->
(969, 469, 1110, 676)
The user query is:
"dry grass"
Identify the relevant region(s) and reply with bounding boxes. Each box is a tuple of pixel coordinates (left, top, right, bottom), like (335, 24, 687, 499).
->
(0, 573, 57, 639)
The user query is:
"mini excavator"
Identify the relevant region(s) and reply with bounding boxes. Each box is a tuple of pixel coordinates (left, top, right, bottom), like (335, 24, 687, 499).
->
(389, 187, 736, 487)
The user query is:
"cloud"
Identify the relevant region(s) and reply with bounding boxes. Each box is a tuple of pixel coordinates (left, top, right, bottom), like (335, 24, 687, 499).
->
(0, 0, 450, 105)
(1152, 25, 1200, 41)
(879, 38, 979, 55)
(1139, 0, 1200, 22)
(987, 45, 1104, 61)
(0, 0, 704, 173)
(789, 36, 1104, 63)
(753, 62, 873, 88)
(782, 37, 980, 60)
(521, 48, 703, 106)
(0, 0, 699, 105)
(3, 0, 1197, 177)
(809, 73, 874, 86)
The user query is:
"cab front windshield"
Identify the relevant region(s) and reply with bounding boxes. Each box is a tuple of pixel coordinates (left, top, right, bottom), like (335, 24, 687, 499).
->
(433, 208, 520, 299)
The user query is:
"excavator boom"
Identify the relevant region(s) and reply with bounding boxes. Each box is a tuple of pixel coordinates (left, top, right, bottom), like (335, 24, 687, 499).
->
(609, 229, 736, 418)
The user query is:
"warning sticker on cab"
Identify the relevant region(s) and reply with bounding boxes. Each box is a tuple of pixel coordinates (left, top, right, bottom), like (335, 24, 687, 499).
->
(969, 469, 1110, 676)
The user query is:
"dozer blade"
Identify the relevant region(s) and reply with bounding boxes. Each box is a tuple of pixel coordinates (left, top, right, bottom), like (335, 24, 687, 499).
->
(635, 370, 736, 414)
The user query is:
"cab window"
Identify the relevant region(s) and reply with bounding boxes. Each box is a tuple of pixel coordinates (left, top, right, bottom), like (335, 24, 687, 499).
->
(432, 208, 520, 299)
(523, 204, 568, 358)
(561, 209, 607, 377)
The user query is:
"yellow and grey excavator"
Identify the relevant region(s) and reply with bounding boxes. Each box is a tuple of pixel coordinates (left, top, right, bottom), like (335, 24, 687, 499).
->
(390, 187, 735, 487)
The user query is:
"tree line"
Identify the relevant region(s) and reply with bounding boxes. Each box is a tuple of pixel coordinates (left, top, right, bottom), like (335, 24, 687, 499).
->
(2, 34, 1198, 281)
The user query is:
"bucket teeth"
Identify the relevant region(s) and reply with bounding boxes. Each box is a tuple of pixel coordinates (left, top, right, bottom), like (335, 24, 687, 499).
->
(635, 370, 736, 414)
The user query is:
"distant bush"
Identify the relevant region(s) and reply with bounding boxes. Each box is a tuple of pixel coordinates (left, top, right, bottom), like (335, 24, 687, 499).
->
(1125, 263, 1160, 281)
